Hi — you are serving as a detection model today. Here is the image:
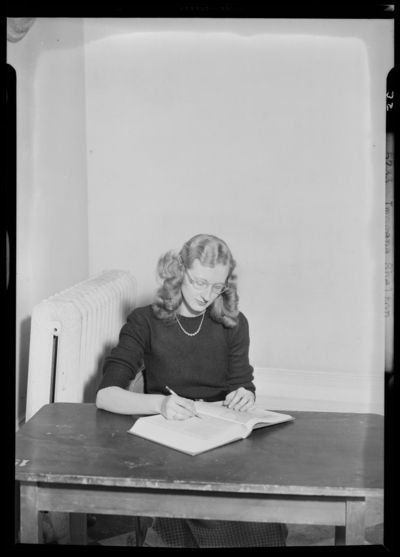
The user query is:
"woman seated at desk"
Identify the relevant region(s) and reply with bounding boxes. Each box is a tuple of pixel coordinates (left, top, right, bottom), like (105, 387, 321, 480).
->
(96, 233, 288, 547)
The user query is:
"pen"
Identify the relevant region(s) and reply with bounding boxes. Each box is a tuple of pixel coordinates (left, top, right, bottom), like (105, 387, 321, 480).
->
(165, 386, 178, 396)
(166, 386, 202, 419)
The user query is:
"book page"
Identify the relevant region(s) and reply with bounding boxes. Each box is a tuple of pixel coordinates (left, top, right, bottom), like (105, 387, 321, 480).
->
(145, 413, 242, 441)
(129, 413, 247, 455)
(129, 405, 294, 454)
(195, 401, 293, 429)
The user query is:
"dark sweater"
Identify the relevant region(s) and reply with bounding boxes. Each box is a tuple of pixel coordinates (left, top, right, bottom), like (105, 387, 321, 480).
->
(97, 305, 255, 401)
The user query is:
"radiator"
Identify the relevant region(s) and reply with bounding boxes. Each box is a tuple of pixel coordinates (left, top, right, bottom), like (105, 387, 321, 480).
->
(25, 270, 137, 421)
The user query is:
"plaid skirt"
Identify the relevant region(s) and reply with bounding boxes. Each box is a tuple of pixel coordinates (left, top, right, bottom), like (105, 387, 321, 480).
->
(152, 518, 288, 547)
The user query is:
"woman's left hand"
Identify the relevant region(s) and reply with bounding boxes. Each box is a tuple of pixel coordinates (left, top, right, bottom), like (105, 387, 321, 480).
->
(223, 388, 256, 412)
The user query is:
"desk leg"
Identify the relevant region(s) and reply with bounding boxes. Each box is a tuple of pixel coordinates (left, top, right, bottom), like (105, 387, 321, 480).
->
(135, 517, 150, 547)
(20, 482, 43, 544)
(335, 526, 346, 545)
(70, 513, 87, 545)
(335, 498, 366, 546)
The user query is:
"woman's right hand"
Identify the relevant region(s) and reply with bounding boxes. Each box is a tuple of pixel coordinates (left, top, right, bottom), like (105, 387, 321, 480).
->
(160, 395, 198, 420)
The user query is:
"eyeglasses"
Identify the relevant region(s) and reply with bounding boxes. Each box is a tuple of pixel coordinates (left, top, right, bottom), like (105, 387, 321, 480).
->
(185, 269, 229, 295)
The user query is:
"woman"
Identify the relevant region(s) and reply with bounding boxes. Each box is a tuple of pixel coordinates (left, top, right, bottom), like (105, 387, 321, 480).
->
(96, 233, 288, 547)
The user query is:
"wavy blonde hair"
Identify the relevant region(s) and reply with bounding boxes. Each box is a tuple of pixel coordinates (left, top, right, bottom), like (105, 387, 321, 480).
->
(151, 234, 239, 328)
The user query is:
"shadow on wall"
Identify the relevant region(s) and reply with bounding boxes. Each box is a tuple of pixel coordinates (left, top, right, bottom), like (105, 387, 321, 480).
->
(82, 294, 154, 403)
(136, 293, 157, 311)
(123, 300, 134, 320)
(83, 341, 114, 403)
(81, 289, 156, 404)
(18, 316, 32, 425)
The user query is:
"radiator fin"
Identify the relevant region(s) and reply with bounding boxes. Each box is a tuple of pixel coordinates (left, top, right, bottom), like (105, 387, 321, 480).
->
(26, 270, 137, 421)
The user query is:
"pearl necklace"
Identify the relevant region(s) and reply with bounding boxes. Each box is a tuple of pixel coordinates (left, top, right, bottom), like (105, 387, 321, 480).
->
(175, 311, 205, 337)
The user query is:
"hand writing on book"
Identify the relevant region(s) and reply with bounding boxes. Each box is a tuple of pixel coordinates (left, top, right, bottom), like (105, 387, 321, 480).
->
(223, 388, 256, 412)
(161, 394, 200, 420)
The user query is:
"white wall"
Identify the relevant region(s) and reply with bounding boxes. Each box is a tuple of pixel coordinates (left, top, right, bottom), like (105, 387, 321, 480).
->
(85, 19, 392, 413)
(8, 18, 90, 427)
(9, 18, 392, 424)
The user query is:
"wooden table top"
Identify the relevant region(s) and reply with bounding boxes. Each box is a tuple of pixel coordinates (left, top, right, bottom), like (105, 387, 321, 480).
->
(15, 403, 383, 497)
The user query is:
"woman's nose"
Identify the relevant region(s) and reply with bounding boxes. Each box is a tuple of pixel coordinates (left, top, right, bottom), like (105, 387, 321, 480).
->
(200, 285, 213, 300)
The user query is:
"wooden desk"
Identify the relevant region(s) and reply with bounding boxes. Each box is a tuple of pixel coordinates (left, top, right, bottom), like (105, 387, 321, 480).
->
(15, 403, 383, 546)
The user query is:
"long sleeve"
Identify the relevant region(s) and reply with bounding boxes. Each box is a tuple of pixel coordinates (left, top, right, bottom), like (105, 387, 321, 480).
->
(97, 309, 148, 392)
(224, 313, 255, 395)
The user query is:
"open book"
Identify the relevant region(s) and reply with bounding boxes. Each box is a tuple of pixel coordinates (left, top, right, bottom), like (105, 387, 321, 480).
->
(128, 401, 294, 456)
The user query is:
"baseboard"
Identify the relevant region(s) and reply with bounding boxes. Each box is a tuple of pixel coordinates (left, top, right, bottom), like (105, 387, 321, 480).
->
(253, 367, 384, 415)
